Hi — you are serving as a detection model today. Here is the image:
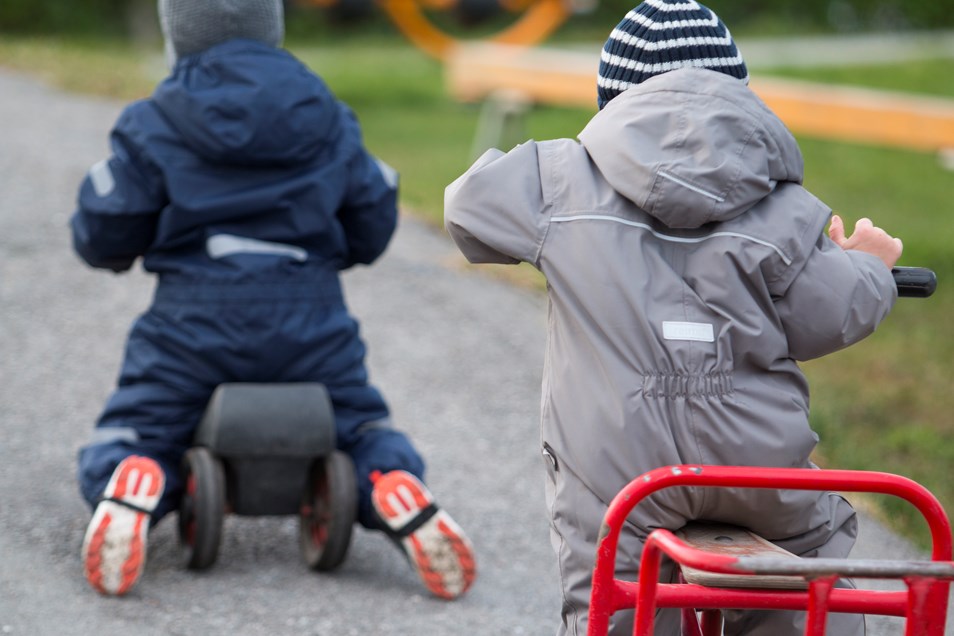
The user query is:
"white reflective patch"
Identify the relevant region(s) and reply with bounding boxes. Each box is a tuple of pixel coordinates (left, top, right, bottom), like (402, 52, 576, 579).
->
(658, 170, 725, 202)
(550, 215, 792, 265)
(662, 321, 714, 343)
(374, 157, 399, 189)
(206, 234, 308, 262)
(89, 427, 140, 445)
(89, 159, 115, 197)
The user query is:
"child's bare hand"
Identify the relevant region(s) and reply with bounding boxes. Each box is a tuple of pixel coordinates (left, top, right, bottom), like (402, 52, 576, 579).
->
(828, 214, 903, 269)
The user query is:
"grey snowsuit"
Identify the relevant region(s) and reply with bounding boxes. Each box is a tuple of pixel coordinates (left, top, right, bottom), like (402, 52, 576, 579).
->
(445, 68, 896, 635)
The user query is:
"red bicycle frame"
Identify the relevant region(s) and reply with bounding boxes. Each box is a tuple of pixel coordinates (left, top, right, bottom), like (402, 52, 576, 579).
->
(587, 465, 954, 636)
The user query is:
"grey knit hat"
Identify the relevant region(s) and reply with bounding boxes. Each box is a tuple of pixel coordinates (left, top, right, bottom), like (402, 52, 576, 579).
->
(159, 0, 284, 63)
(597, 0, 748, 109)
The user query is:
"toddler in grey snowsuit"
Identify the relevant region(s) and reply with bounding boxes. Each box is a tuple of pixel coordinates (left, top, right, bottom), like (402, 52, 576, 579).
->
(445, 1, 902, 634)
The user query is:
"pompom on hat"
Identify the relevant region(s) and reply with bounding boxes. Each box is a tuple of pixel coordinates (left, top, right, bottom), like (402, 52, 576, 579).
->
(159, 0, 285, 64)
(597, 0, 748, 109)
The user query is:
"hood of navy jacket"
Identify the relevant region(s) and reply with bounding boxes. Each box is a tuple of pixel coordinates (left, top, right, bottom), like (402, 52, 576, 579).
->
(578, 68, 804, 229)
(153, 39, 336, 166)
(70, 38, 398, 285)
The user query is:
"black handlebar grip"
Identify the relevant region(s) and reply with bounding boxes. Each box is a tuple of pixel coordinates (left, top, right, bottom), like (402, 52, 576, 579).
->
(893, 266, 937, 298)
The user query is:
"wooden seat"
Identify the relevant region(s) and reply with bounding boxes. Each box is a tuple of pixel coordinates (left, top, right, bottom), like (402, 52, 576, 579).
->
(445, 43, 954, 155)
(676, 522, 808, 590)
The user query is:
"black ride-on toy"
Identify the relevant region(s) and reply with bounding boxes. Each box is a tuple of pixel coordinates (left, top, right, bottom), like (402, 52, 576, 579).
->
(178, 382, 357, 572)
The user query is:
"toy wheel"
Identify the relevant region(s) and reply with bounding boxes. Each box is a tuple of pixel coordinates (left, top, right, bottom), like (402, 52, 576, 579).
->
(300, 451, 357, 571)
(178, 447, 226, 570)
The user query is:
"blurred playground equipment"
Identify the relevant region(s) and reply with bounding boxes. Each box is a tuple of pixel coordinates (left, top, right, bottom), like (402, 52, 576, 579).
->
(292, 0, 954, 160)
(297, 0, 586, 59)
(445, 42, 954, 158)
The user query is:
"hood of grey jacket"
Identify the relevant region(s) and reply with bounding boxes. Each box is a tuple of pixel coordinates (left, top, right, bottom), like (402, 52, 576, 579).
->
(578, 68, 804, 229)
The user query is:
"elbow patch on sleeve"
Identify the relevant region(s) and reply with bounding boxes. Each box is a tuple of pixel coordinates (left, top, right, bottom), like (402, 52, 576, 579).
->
(88, 159, 116, 197)
(374, 157, 399, 190)
(445, 142, 549, 265)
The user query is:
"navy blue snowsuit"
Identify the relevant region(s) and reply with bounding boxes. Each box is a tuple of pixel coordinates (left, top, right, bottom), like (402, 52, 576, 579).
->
(72, 39, 424, 526)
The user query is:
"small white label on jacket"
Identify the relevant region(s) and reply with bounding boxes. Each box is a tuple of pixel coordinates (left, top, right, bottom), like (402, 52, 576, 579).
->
(662, 321, 714, 343)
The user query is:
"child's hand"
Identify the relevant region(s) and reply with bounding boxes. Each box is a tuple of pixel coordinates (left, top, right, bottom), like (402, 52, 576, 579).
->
(828, 214, 903, 269)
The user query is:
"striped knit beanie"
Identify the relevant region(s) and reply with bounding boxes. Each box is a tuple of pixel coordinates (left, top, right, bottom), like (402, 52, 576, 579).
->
(597, 0, 748, 109)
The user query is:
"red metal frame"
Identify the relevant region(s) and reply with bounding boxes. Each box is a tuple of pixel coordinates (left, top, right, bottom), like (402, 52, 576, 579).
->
(586, 465, 954, 636)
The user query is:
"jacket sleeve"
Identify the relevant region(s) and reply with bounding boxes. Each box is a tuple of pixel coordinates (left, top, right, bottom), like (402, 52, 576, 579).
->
(444, 142, 549, 265)
(70, 111, 163, 272)
(335, 109, 398, 269)
(775, 234, 897, 361)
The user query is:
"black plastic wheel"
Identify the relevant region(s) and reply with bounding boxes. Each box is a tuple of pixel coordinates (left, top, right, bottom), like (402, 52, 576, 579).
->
(178, 447, 226, 570)
(299, 451, 357, 571)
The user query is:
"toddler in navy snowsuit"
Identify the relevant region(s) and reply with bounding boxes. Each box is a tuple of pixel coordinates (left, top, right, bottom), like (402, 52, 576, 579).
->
(72, 0, 474, 599)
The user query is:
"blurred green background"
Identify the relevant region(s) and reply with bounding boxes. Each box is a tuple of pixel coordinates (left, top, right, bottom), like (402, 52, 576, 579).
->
(3, 0, 954, 36)
(2, 1, 954, 549)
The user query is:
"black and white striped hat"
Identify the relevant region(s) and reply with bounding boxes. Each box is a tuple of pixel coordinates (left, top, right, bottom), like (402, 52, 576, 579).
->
(597, 0, 748, 109)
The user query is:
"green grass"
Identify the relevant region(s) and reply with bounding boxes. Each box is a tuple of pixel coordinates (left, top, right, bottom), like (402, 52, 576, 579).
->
(296, 42, 595, 218)
(0, 36, 159, 98)
(3, 34, 954, 549)
(295, 43, 476, 216)
(761, 58, 954, 98)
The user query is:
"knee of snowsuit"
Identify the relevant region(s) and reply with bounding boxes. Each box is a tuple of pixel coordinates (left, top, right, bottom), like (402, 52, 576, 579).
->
(77, 289, 425, 529)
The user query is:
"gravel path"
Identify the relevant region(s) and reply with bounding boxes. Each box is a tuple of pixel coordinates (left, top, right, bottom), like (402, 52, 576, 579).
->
(0, 67, 946, 635)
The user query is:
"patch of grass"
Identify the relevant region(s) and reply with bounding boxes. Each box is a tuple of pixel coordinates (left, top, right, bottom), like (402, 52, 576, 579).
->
(0, 36, 159, 99)
(762, 58, 954, 98)
(798, 139, 954, 268)
(295, 43, 477, 216)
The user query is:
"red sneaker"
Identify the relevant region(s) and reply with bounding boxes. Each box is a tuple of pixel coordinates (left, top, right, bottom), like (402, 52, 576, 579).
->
(82, 456, 165, 596)
(371, 470, 476, 600)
